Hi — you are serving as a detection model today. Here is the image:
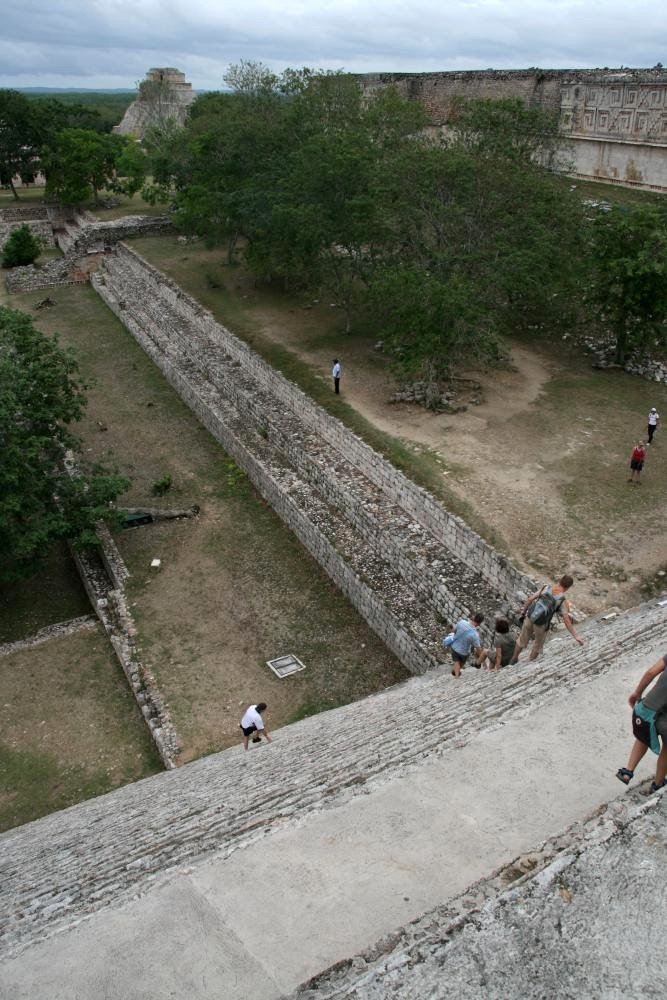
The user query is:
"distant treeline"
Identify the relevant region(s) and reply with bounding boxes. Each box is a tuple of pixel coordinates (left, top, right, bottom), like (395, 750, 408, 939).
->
(22, 91, 134, 131)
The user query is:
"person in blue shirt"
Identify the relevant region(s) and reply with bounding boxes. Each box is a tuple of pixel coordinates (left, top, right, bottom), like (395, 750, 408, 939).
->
(446, 613, 484, 678)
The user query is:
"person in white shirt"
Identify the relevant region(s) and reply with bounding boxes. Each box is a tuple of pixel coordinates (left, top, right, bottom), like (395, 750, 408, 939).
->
(239, 702, 272, 750)
(647, 407, 660, 444)
(332, 358, 342, 394)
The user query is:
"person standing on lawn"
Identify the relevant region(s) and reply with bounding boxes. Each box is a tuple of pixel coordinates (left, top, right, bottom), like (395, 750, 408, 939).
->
(647, 407, 660, 444)
(616, 654, 667, 793)
(628, 440, 646, 484)
(332, 358, 342, 394)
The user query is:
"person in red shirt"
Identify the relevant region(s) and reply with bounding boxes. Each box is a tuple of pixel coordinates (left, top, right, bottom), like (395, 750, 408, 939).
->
(628, 440, 646, 484)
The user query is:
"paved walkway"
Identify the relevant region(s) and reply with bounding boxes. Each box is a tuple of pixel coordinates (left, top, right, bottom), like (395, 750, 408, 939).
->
(1, 632, 663, 999)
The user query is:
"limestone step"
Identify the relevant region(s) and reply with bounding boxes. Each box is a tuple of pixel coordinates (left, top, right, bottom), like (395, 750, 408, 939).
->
(1, 598, 664, 957)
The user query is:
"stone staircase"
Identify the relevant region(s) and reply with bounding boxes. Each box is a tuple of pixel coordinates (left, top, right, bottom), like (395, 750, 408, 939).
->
(1, 597, 664, 959)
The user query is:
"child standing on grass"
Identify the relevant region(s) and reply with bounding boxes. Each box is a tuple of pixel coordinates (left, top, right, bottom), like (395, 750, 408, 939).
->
(616, 654, 667, 793)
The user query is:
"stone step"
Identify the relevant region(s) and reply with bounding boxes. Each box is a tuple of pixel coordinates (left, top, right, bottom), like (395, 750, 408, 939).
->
(1, 598, 664, 957)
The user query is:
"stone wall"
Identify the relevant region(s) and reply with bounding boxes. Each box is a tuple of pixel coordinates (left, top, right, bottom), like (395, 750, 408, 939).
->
(0, 220, 55, 252)
(358, 67, 667, 191)
(1, 595, 663, 956)
(0, 204, 49, 223)
(70, 519, 180, 769)
(92, 242, 535, 677)
(4, 214, 172, 292)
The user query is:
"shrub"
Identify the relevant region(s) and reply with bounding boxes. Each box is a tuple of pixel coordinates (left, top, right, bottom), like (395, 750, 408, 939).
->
(2, 225, 42, 268)
(151, 474, 173, 496)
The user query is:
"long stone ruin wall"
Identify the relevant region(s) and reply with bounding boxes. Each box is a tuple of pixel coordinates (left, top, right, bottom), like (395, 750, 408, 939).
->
(92, 242, 535, 677)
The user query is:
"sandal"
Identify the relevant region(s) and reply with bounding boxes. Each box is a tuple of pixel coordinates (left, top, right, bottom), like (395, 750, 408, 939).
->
(650, 779, 666, 793)
(616, 767, 634, 785)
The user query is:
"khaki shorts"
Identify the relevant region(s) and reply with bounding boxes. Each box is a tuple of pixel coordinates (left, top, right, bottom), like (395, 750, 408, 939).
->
(518, 617, 548, 656)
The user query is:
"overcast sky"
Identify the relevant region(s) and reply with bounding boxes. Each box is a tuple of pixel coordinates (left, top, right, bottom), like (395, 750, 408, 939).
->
(2, 0, 665, 90)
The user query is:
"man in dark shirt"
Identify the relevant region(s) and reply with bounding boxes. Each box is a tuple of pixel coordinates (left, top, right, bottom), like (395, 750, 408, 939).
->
(616, 653, 667, 792)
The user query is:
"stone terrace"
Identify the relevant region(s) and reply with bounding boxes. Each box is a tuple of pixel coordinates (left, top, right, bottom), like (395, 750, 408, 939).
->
(1, 597, 664, 961)
(92, 243, 534, 675)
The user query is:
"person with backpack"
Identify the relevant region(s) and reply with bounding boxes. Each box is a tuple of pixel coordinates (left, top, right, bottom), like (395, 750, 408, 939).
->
(511, 575, 584, 663)
(628, 440, 647, 484)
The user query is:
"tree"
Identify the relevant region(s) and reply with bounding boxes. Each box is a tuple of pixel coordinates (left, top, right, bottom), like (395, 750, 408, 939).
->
(589, 203, 667, 364)
(2, 225, 41, 267)
(0, 306, 129, 581)
(0, 90, 39, 199)
(42, 128, 145, 205)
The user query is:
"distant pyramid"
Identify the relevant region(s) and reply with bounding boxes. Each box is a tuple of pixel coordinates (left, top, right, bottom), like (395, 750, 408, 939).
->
(113, 68, 196, 138)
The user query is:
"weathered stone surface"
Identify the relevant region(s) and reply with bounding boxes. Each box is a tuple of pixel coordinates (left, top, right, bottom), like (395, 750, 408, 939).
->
(358, 68, 667, 191)
(113, 67, 196, 138)
(0, 597, 664, 960)
(293, 791, 667, 999)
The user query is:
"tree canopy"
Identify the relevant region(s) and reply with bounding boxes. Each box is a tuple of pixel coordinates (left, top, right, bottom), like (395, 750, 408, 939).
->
(42, 128, 146, 205)
(0, 306, 129, 581)
(589, 203, 667, 363)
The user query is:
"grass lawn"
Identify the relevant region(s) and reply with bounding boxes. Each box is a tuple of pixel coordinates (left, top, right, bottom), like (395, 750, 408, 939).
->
(0, 542, 90, 644)
(0, 626, 161, 832)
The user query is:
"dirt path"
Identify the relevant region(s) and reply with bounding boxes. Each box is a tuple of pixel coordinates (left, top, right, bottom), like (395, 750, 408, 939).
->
(248, 300, 667, 615)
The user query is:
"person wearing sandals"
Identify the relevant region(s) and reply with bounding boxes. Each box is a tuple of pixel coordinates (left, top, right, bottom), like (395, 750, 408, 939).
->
(616, 654, 667, 794)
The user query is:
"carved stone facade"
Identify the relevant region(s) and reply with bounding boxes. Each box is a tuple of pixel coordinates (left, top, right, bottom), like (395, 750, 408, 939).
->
(358, 68, 667, 191)
(113, 67, 196, 138)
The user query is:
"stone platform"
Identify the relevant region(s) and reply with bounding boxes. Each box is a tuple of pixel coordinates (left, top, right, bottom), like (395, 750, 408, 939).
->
(1, 599, 664, 998)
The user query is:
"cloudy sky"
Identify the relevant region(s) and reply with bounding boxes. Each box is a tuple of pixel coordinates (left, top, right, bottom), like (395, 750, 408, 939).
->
(2, 0, 666, 90)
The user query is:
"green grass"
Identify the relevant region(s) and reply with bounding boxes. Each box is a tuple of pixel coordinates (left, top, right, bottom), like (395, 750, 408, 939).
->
(0, 744, 110, 832)
(0, 542, 91, 644)
(555, 173, 666, 207)
(0, 629, 161, 832)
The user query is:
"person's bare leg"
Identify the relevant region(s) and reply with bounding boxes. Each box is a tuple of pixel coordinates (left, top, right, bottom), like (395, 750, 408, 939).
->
(452, 657, 461, 678)
(627, 739, 649, 772)
(654, 743, 667, 785)
(243, 735, 249, 750)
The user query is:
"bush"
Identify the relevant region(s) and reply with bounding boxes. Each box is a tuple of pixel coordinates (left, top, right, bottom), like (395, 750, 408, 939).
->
(2, 225, 42, 268)
(151, 474, 173, 496)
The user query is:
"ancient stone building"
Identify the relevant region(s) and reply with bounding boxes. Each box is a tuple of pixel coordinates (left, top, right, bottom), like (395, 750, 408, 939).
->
(113, 67, 196, 138)
(358, 67, 667, 191)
